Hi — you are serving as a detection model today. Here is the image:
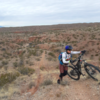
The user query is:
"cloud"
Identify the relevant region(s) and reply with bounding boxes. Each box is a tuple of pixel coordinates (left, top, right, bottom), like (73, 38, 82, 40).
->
(0, 0, 100, 27)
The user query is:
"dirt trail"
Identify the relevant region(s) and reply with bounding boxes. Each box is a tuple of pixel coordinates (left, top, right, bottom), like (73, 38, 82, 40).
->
(27, 51, 100, 100)
(30, 77, 100, 100)
(28, 51, 45, 95)
(66, 79, 100, 100)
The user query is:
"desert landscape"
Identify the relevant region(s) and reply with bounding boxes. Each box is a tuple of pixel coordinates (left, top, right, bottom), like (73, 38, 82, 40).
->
(0, 23, 100, 100)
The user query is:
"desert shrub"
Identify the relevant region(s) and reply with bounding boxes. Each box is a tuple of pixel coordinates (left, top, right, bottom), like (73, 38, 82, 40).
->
(29, 49, 37, 56)
(2, 60, 8, 65)
(47, 57, 52, 61)
(0, 64, 2, 69)
(56, 93, 61, 97)
(56, 66, 59, 69)
(40, 66, 45, 71)
(67, 37, 71, 41)
(17, 67, 35, 75)
(40, 50, 43, 54)
(95, 54, 98, 56)
(28, 82, 35, 89)
(71, 41, 77, 44)
(0, 57, 3, 60)
(73, 44, 77, 46)
(35, 58, 40, 61)
(45, 51, 47, 54)
(91, 34, 96, 39)
(99, 57, 100, 61)
(90, 55, 94, 59)
(41, 79, 53, 86)
(48, 52, 56, 58)
(0, 72, 20, 87)
(53, 49, 61, 53)
(19, 58, 24, 67)
(97, 43, 99, 45)
(29, 62, 34, 66)
(4, 66, 8, 71)
(13, 62, 18, 68)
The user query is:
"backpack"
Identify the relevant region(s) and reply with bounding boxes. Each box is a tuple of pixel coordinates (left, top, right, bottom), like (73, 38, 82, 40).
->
(58, 52, 63, 65)
(58, 52, 72, 65)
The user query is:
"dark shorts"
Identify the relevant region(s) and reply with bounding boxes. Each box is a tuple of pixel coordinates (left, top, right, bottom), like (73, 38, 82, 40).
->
(59, 64, 68, 73)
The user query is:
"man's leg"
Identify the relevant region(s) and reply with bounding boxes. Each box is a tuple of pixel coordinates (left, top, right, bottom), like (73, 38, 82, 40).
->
(63, 70, 68, 76)
(57, 64, 64, 84)
(63, 65, 68, 76)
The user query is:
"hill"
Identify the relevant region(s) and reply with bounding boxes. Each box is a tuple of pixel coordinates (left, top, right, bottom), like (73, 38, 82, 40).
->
(0, 23, 100, 100)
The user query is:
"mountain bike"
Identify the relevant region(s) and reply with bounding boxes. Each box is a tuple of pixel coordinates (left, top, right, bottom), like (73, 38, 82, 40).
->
(67, 51, 100, 81)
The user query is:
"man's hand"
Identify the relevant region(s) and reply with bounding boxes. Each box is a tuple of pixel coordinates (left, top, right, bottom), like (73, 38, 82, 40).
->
(70, 60, 73, 63)
(81, 50, 86, 54)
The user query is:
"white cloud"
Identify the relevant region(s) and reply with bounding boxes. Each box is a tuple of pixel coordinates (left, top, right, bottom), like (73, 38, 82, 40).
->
(0, 0, 100, 27)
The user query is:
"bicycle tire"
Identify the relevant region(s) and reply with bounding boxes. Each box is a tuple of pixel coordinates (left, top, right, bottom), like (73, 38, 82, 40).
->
(67, 65, 80, 80)
(84, 63, 100, 81)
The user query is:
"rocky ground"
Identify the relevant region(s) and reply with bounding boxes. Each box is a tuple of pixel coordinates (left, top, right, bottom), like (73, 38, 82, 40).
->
(0, 23, 100, 100)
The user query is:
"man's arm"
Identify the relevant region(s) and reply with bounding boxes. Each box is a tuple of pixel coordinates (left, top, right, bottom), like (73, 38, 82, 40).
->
(71, 51, 81, 54)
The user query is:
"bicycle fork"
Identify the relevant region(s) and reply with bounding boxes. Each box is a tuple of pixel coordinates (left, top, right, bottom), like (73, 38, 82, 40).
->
(75, 65, 85, 76)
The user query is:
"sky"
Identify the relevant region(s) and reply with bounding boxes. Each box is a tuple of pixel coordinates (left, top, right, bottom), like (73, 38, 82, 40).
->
(0, 0, 100, 27)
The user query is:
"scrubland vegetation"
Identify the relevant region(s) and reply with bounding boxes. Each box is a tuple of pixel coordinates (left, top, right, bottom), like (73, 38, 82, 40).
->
(0, 23, 100, 100)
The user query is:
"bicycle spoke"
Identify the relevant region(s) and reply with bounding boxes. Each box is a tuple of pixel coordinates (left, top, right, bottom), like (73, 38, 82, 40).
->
(67, 66, 80, 80)
(85, 64, 100, 81)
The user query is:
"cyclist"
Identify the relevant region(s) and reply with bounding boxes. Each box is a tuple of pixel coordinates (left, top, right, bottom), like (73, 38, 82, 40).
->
(57, 45, 85, 84)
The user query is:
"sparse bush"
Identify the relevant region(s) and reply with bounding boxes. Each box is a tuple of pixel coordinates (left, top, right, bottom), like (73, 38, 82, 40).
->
(56, 66, 59, 69)
(40, 50, 43, 54)
(90, 55, 94, 59)
(29, 62, 34, 66)
(19, 58, 24, 67)
(35, 58, 40, 61)
(56, 93, 61, 97)
(53, 49, 61, 53)
(28, 82, 35, 89)
(45, 51, 47, 54)
(17, 67, 35, 75)
(2, 60, 8, 65)
(0, 72, 20, 87)
(13, 62, 18, 68)
(4, 66, 8, 71)
(99, 57, 100, 61)
(0, 57, 3, 60)
(26, 60, 29, 64)
(48, 52, 56, 58)
(40, 66, 45, 71)
(47, 57, 52, 61)
(95, 54, 98, 56)
(73, 44, 77, 46)
(0, 64, 2, 69)
(41, 79, 53, 86)
(97, 43, 99, 45)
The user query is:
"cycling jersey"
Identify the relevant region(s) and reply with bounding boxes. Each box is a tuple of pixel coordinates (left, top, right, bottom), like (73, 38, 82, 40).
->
(62, 51, 81, 64)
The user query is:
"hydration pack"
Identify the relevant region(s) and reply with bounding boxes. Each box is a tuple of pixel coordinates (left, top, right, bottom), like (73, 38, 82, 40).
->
(58, 52, 63, 63)
(58, 52, 72, 65)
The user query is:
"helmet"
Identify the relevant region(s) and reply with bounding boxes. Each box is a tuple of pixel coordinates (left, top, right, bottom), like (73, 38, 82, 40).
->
(65, 45, 73, 50)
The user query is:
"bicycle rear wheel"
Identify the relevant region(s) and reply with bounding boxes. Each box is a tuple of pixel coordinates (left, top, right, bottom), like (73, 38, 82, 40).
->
(67, 65, 80, 80)
(85, 63, 100, 81)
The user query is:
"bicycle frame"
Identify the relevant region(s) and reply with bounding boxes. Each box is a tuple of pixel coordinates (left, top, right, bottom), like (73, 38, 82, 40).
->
(70, 53, 86, 76)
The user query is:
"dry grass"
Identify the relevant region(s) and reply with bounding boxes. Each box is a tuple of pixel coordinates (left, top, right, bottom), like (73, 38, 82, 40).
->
(41, 79, 53, 86)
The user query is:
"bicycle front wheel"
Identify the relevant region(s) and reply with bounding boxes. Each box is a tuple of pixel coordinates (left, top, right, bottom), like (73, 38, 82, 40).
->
(85, 63, 100, 81)
(67, 65, 80, 80)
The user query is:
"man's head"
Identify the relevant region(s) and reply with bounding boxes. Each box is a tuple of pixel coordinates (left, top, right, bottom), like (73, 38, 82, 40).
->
(65, 45, 73, 54)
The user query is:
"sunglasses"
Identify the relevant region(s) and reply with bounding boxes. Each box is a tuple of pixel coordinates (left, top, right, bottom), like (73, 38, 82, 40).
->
(67, 49, 71, 51)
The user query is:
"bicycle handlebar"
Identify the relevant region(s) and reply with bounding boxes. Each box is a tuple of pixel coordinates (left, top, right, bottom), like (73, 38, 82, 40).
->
(70, 52, 86, 63)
